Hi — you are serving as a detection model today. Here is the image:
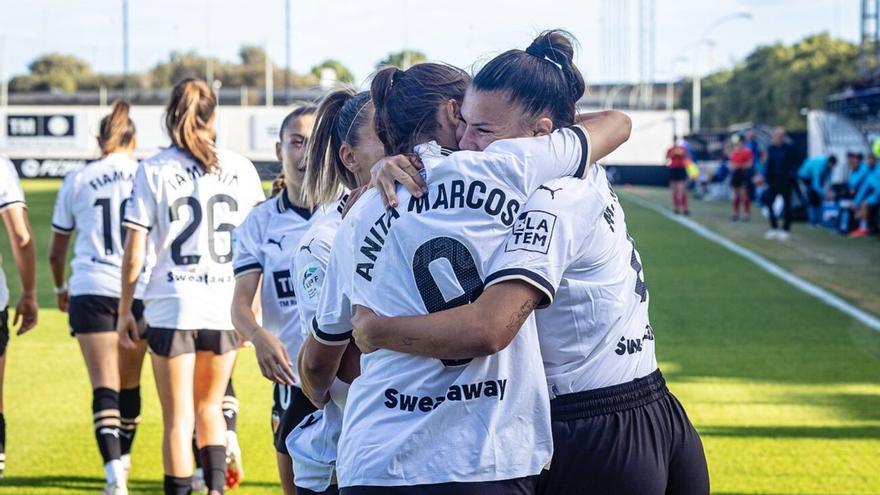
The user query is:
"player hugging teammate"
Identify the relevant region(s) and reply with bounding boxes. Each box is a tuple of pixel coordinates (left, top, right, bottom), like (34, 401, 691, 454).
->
(18, 28, 712, 495)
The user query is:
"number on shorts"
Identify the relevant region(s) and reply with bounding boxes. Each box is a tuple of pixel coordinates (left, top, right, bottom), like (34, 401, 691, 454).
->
(411, 237, 484, 367)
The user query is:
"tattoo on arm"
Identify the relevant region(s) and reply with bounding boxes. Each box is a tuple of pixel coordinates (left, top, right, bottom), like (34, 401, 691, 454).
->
(401, 336, 420, 347)
(506, 298, 539, 336)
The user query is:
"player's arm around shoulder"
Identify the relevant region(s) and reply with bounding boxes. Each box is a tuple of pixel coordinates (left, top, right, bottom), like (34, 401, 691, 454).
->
(575, 110, 632, 164)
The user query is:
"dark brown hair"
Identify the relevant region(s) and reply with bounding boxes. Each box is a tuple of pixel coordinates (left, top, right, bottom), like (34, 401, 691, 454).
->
(271, 173, 286, 197)
(279, 104, 317, 141)
(370, 63, 470, 155)
(164, 78, 218, 172)
(473, 30, 585, 127)
(98, 100, 136, 155)
(302, 89, 372, 208)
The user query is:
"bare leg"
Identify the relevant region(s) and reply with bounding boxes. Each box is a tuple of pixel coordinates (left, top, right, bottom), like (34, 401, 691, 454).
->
(194, 350, 237, 495)
(152, 352, 196, 477)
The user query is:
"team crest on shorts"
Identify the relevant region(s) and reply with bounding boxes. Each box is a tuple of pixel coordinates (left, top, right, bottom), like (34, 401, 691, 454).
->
(505, 210, 557, 254)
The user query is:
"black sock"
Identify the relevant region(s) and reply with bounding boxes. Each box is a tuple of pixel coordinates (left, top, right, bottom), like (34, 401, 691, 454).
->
(0, 412, 6, 472)
(198, 445, 227, 493)
(0, 412, 6, 454)
(92, 387, 121, 464)
(222, 380, 238, 433)
(163, 475, 192, 495)
(192, 436, 201, 469)
(119, 386, 142, 456)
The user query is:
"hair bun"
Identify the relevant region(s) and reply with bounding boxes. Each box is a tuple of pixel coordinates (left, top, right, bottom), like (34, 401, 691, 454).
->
(526, 29, 584, 102)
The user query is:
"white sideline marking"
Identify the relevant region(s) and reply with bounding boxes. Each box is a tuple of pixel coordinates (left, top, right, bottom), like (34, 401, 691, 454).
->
(623, 192, 880, 333)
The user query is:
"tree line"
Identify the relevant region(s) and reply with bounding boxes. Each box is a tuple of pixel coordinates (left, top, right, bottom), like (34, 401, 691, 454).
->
(8, 33, 859, 131)
(8, 46, 427, 93)
(680, 33, 859, 130)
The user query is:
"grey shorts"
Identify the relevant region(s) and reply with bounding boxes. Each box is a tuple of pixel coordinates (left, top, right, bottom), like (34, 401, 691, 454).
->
(146, 327, 240, 358)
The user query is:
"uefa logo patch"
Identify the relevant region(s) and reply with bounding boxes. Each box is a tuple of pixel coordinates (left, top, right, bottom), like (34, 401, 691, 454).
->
(505, 210, 557, 254)
(301, 266, 321, 300)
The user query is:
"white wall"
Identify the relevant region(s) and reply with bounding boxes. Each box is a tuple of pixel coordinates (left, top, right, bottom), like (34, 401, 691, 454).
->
(1, 105, 689, 167)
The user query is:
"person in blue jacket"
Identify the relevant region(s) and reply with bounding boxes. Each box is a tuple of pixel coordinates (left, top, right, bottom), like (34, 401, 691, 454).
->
(798, 154, 837, 226)
(849, 156, 880, 237)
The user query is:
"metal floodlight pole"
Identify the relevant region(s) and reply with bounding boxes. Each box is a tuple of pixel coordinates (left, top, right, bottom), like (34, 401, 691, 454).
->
(123, 0, 130, 98)
(692, 12, 752, 132)
(285, 0, 291, 104)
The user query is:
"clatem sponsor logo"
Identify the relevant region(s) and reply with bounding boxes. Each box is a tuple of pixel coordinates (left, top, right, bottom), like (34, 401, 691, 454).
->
(505, 210, 557, 254)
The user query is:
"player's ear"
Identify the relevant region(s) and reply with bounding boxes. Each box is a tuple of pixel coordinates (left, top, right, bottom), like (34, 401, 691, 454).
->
(446, 99, 462, 126)
(339, 142, 359, 174)
(533, 117, 553, 137)
(275, 141, 283, 162)
(131, 135, 138, 150)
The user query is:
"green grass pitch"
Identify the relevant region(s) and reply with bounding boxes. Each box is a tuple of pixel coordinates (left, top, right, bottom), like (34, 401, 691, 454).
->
(0, 180, 877, 494)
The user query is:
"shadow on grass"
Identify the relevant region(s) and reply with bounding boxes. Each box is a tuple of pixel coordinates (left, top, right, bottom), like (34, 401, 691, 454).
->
(700, 425, 880, 440)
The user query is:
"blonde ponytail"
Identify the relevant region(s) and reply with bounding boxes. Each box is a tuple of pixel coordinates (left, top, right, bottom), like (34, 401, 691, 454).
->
(165, 78, 218, 172)
(98, 100, 136, 155)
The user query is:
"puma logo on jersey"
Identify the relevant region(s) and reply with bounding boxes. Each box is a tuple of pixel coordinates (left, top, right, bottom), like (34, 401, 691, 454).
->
(299, 414, 319, 429)
(506, 210, 557, 254)
(538, 185, 563, 199)
(268, 235, 286, 251)
(299, 238, 314, 254)
(384, 379, 508, 413)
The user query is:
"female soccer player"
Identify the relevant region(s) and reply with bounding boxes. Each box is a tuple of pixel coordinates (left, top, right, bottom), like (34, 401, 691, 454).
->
(0, 154, 37, 479)
(357, 31, 709, 495)
(117, 78, 264, 495)
(48, 101, 149, 495)
(729, 134, 754, 221)
(299, 59, 629, 493)
(287, 88, 383, 495)
(665, 137, 690, 215)
(230, 104, 317, 494)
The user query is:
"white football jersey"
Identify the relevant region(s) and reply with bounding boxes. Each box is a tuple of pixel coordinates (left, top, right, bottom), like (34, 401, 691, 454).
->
(291, 195, 347, 339)
(288, 194, 347, 488)
(286, 379, 349, 493)
(315, 127, 592, 487)
(0, 156, 25, 309)
(123, 146, 265, 330)
(486, 166, 657, 397)
(232, 190, 318, 367)
(51, 153, 154, 299)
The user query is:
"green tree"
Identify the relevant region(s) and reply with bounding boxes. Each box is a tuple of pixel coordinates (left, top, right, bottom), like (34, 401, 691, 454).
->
(9, 53, 94, 92)
(149, 51, 216, 88)
(376, 50, 427, 70)
(310, 59, 355, 84)
(680, 33, 858, 130)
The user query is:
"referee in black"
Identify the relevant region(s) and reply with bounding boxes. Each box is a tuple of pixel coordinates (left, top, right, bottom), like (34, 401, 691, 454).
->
(759, 127, 800, 240)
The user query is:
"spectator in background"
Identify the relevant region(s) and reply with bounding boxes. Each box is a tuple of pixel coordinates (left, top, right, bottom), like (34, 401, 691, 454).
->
(798, 154, 837, 226)
(744, 130, 763, 169)
(848, 152, 872, 197)
(729, 134, 754, 221)
(758, 127, 799, 240)
(838, 152, 870, 233)
(849, 153, 880, 237)
(831, 152, 858, 199)
(666, 137, 690, 215)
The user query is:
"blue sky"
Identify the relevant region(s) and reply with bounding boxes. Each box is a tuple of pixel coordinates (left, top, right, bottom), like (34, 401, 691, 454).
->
(0, 0, 859, 86)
